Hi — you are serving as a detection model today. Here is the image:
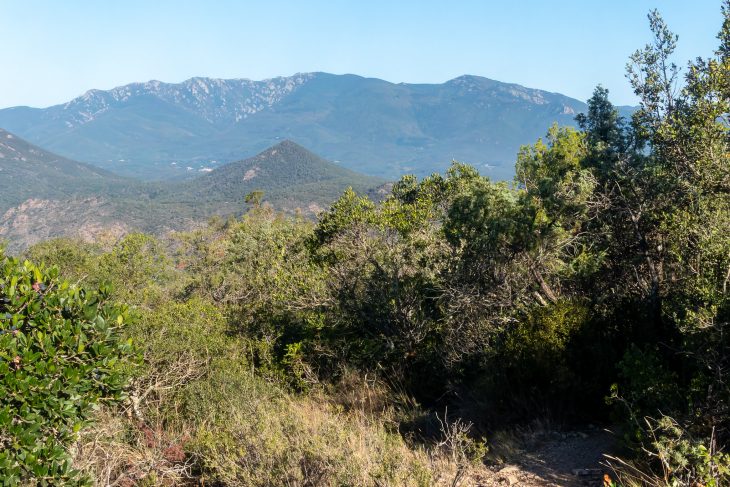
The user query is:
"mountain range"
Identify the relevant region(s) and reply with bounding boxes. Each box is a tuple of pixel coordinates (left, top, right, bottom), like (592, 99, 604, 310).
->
(0, 130, 381, 250)
(0, 73, 632, 180)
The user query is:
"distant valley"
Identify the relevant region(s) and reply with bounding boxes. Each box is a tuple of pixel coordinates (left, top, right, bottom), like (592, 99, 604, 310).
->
(0, 130, 381, 250)
(0, 73, 633, 180)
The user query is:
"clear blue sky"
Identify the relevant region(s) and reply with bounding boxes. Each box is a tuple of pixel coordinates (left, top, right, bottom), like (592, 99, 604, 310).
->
(0, 0, 723, 108)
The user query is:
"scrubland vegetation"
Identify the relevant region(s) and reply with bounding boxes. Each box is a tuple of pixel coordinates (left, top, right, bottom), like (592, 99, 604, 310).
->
(1, 5, 729, 486)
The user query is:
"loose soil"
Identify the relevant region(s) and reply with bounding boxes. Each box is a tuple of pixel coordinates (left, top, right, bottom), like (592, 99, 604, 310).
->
(476, 426, 623, 486)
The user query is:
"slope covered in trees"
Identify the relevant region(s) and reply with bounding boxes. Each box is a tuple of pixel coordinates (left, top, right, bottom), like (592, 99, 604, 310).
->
(1, 3, 729, 486)
(0, 128, 134, 211)
(0, 139, 383, 251)
(160, 140, 384, 213)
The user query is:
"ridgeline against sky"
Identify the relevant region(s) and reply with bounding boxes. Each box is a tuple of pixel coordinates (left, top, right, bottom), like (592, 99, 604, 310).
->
(0, 0, 720, 108)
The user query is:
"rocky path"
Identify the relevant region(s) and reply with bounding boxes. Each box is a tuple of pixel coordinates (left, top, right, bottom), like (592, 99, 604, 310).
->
(477, 426, 621, 486)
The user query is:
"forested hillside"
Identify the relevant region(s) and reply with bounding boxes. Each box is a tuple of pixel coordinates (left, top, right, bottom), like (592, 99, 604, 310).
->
(0, 128, 133, 210)
(0, 4, 728, 486)
(160, 140, 383, 213)
(0, 139, 382, 250)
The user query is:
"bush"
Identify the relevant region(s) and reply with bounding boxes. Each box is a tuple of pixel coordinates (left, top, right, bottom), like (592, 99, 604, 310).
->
(606, 416, 730, 487)
(71, 295, 481, 486)
(0, 249, 136, 484)
(190, 382, 445, 487)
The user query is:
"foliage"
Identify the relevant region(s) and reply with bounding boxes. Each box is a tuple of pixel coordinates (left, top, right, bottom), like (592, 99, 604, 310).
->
(0, 248, 136, 484)
(40, 244, 481, 485)
(606, 416, 730, 487)
(180, 207, 328, 386)
(5, 3, 730, 485)
(598, 4, 730, 481)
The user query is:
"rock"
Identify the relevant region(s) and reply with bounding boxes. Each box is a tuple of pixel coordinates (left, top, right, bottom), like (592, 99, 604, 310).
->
(572, 468, 604, 484)
(497, 466, 521, 485)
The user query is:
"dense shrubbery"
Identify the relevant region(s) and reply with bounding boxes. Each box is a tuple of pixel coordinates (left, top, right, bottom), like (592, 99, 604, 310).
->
(3, 3, 729, 485)
(20, 230, 488, 485)
(0, 249, 136, 484)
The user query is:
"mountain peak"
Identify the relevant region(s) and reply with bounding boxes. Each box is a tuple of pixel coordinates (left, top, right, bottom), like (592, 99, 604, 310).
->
(266, 139, 309, 153)
(446, 74, 498, 87)
(0, 73, 606, 181)
(449, 74, 489, 82)
(249, 140, 326, 169)
(179, 140, 382, 210)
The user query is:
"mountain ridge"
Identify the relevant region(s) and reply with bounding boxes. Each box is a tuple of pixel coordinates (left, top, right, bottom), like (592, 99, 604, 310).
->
(0, 73, 634, 181)
(0, 128, 135, 211)
(0, 132, 382, 250)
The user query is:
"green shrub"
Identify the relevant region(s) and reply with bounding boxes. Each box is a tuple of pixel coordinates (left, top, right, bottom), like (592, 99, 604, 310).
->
(503, 299, 589, 396)
(0, 249, 136, 484)
(645, 416, 730, 487)
(607, 416, 730, 487)
(24, 238, 101, 284)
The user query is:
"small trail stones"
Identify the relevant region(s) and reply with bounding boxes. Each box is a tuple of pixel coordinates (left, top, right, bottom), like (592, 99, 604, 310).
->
(572, 468, 604, 486)
(497, 465, 520, 485)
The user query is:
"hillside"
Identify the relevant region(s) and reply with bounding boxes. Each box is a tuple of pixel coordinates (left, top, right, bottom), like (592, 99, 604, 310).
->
(0, 128, 133, 212)
(165, 140, 383, 213)
(0, 73, 634, 181)
(0, 135, 382, 250)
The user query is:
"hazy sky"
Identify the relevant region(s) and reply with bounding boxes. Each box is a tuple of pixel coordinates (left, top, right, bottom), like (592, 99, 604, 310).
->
(0, 1, 723, 108)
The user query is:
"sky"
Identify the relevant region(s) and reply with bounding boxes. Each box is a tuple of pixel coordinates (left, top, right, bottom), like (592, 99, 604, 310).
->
(0, 1, 723, 108)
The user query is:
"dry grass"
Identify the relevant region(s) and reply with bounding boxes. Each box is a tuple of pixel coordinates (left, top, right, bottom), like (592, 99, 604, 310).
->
(190, 380, 487, 486)
(72, 409, 196, 486)
(69, 296, 491, 486)
(72, 369, 490, 487)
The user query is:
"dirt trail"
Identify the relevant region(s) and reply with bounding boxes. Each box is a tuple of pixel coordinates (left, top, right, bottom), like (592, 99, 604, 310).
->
(478, 426, 621, 486)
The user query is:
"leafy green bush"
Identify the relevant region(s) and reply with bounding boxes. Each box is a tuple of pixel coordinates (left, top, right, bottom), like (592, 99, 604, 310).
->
(497, 300, 590, 411)
(24, 238, 101, 284)
(645, 416, 730, 487)
(0, 249, 136, 484)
